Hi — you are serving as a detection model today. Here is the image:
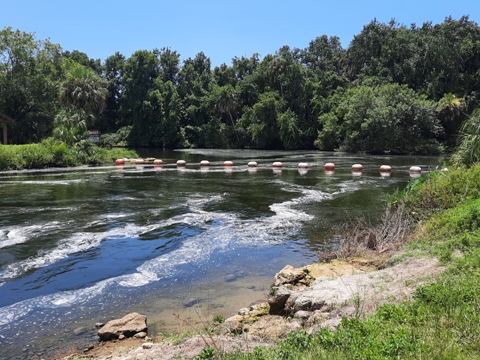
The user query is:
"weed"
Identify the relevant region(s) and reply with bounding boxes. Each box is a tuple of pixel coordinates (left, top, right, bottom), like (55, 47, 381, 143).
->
(213, 315, 225, 324)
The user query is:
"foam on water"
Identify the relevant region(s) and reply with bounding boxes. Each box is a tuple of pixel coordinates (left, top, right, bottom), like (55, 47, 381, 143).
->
(0, 185, 329, 327)
(0, 221, 63, 249)
(0, 222, 156, 283)
(0, 179, 84, 185)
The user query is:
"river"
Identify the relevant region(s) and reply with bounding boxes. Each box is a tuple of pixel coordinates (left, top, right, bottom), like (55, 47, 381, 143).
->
(0, 149, 442, 359)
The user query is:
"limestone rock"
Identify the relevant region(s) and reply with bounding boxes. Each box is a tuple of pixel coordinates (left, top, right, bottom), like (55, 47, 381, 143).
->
(243, 315, 302, 338)
(274, 265, 308, 286)
(134, 331, 147, 339)
(97, 312, 147, 341)
(293, 310, 311, 322)
(268, 286, 292, 315)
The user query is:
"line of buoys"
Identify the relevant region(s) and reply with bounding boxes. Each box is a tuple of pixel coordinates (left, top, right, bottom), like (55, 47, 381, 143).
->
(114, 159, 430, 179)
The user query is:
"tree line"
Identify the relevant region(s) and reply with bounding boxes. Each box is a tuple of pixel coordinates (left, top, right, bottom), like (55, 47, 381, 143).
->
(1, 16, 480, 155)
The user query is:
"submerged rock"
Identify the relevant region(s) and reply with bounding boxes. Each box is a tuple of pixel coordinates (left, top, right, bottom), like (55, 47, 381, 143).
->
(97, 312, 147, 341)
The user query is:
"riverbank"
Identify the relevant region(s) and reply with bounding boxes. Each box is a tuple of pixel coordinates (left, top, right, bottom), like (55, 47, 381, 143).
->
(59, 250, 444, 360)
(0, 142, 138, 170)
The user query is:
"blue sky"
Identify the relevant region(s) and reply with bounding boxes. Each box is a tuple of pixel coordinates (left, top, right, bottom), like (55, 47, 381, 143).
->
(1, 0, 479, 67)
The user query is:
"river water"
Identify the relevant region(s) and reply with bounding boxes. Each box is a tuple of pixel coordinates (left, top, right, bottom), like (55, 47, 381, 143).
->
(0, 149, 442, 359)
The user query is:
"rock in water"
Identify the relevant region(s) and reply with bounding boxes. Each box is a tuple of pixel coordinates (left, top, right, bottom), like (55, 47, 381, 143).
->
(97, 312, 147, 341)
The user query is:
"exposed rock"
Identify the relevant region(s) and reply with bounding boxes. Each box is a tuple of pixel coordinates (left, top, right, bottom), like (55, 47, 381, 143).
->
(142, 342, 154, 349)
(268, 286, 292, 315)
(285, 291, 327, 314)
(274, 265, 309, 286)
(95, 322, 105, 328)
(243, 315, 302, 338)
(133, 332, 147, 339)
(293, 310, 312, 323)
(305, 310, 330, 327)
(97, 312, 147, 341)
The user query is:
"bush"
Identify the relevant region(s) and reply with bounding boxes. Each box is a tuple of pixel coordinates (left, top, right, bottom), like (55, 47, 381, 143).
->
(0, 141, 139, 170)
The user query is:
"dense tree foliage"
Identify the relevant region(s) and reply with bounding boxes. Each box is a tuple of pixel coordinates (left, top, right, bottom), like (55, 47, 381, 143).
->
(2, 16, 480, 155)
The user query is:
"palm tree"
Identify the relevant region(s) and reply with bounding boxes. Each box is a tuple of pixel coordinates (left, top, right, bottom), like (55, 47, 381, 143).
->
(215, 85, 238, 128)
(54, 63, 108, 146)
(60, 64, 108, 115)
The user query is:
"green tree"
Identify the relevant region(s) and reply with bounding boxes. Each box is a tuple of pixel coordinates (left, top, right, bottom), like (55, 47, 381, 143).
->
(240, 91, 284, 149)
(122, 49, 160, 146)
(316, 84, 443, 154)
(0, 27, 63, 143)
(452, 107, 480, 167)
(100, 51, 126, 132)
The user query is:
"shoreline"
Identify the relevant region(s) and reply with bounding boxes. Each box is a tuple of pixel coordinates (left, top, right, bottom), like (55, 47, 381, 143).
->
(59, 250, 444, 360)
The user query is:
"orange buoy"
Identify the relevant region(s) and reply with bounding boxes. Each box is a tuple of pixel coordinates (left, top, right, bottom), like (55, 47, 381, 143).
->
(200, 160, 210, 166)
(298, 162, 309, 168)
(272, 162, 283, 167)
(135, 159, 144, 165)
(153, 159, 163, 165)
(324, 170, 335, 176)
(177, 160, 186, 166)
(409, 166, 421, 173)
(115, 159, 125, 165)
(324, 162, 335, 170)
(380, 165, 392, 172)
(352, 164, 363, 171)
(224, 161, 233, 166)
(247, 161, 258, 167)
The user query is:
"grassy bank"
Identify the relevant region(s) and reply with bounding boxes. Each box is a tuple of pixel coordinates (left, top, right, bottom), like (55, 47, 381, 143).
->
(221, 165, 480, 360)
(0, 141, 138, 170)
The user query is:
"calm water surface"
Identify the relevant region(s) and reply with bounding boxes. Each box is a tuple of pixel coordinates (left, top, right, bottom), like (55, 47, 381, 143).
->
(0, 149, 442, 359)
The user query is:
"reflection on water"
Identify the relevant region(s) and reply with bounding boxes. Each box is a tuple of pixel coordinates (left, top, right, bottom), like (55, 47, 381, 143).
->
(0, 149, 442, 359)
